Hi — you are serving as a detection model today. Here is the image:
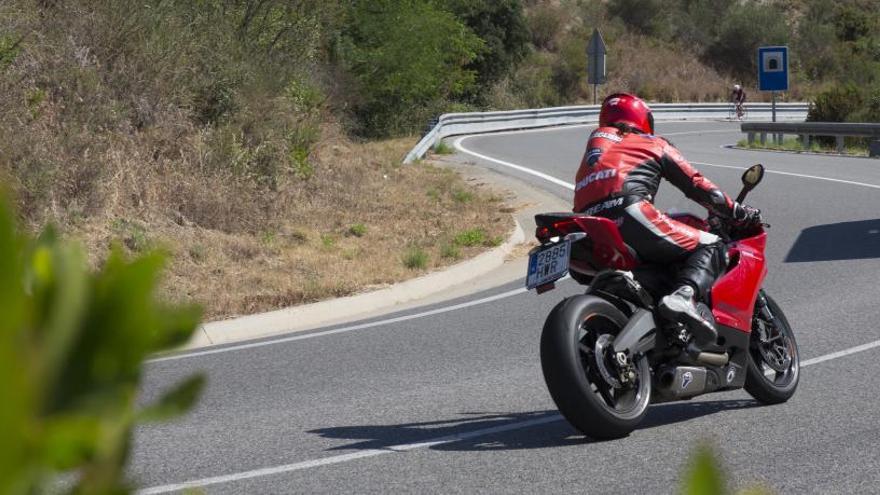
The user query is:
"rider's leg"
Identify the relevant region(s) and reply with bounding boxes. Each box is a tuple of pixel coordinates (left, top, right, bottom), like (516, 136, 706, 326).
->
(616, 201, 725, 347)
(660, 241, 727, 346)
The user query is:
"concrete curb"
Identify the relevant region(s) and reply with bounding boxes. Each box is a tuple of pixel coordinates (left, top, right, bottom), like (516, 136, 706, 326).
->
(183, 218, 526, 350)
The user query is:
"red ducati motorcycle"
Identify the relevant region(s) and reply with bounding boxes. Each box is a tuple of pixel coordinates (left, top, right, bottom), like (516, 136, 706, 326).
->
(527, 164, 799, 439)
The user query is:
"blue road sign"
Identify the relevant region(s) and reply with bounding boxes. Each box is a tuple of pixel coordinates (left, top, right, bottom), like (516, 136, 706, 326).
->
(758, 46, 788, 91)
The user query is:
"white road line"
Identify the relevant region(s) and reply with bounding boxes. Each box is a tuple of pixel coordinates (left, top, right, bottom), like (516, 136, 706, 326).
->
(453, 136, 575, 190)
(136, 414, 561, 494)
(801, 339, 880, 367)
(693, 161, 880, 190)
(149, 287, 528, 364)
(138, 338, 880, 494)
(454, 135, 880, 193)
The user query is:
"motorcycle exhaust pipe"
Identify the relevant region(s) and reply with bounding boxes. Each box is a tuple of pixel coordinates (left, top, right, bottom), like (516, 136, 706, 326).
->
(657, 366, 708, 399)
(696, 352, 729, 366)
(687, 343, 729, 366)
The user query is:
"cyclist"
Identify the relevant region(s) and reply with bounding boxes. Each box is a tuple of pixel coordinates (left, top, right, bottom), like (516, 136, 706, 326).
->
(730, 84, 747, 119)
(574, 93, 761, 348)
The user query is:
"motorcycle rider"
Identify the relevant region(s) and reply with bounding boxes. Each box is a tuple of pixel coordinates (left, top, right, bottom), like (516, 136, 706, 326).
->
(574, 93, 761, 348)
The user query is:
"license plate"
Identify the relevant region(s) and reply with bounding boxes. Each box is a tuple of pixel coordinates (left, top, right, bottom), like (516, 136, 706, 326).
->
(526, 240, 571, 289)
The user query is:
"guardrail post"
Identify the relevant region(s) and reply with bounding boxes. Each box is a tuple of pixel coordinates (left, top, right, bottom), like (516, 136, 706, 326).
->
(760, 133, 767, 145)
(748, 132, 755, 145)
(870, 140, 880, 158)
(836, 136, 845, 153)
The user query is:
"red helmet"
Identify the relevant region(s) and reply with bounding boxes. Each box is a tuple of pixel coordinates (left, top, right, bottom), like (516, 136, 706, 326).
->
(599, 93, 654, 134)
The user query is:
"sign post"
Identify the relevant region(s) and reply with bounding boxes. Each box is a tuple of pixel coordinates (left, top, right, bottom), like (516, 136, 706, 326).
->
(587, 29, 607, 105)
(757, 46, 789, 124)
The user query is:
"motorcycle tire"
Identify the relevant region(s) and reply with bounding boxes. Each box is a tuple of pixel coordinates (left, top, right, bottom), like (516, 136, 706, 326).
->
(540, 295, 651, 439)
(744, 293, 799, 404)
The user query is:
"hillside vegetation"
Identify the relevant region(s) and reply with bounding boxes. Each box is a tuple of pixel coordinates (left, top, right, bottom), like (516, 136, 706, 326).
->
(0, 0, 876, 316)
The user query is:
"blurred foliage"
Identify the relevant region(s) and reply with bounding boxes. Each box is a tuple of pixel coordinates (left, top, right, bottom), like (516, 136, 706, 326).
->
(680, 443, 772, 495)
(0, 193, 203, 494)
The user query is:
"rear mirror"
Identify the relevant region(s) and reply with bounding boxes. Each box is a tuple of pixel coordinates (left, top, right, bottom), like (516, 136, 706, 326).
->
(742, 164, 764, 189)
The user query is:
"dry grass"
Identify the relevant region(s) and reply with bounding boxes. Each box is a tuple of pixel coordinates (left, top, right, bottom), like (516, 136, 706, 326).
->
(45, 137, 510, 319)
(602, 34, 731, 103)
(0, 3, 511, 320)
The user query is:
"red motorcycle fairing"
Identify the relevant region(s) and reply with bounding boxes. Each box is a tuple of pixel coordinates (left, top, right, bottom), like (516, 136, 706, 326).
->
(710, 232, 768, 333)
(537, 215, 639, 271)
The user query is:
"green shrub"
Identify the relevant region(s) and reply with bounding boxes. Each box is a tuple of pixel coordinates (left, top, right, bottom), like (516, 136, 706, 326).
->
(526, 2, 565, 50)
(452, 188, 474, 203)
(348, 223, 367, 237)
(111, 218, 151, 253)
(454, 228, 486, 247)
(0, 34, 20, 70)
(434, 141, 455, 155)
(0, 195, 203, 494)
(608, 0, 669, 37)
(403, 246, 429, 269)
(287, 78, 325, 114)
(321, 234, 336, 249)
(441, 243, 461, 259)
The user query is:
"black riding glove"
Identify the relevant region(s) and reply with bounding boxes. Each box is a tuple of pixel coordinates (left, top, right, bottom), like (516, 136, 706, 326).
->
(732, 202, 762, 226)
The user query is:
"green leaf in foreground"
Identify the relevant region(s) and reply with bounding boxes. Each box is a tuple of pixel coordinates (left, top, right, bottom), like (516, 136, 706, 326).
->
(138, 375, 207, 423)
(0, 191, 204, 494)
(681, 443, 726, 495)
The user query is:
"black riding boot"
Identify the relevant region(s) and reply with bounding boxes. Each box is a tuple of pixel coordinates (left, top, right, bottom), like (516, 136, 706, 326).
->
(659, 285, 717, 346)
(659, 241, 728, 347)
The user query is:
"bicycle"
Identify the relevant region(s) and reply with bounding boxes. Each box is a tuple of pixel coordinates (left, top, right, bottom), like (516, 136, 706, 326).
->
(728, 102, 748, 121)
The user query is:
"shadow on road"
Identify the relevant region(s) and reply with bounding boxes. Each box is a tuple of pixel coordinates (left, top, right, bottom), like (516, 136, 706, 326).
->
(308, 399, 758, 452)
(785, 219, 880, 262)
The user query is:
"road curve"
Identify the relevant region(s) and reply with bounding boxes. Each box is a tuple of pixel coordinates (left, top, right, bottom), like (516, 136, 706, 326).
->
(133, 121, 880, 494)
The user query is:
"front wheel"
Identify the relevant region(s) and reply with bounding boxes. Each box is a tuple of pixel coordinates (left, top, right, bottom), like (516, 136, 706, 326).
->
(744, 292, 799, 404)
(540, 295, 651, 439)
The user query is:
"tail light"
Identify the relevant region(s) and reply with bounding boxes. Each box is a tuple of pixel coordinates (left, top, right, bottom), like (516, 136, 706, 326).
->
(536, 220, 578, 242)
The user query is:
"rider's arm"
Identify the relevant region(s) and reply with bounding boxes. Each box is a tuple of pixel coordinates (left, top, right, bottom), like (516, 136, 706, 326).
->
(582, 127, 622, 167)
(658, 140, 737, 218)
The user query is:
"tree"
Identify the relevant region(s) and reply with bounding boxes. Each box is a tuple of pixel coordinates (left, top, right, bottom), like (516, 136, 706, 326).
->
(442, 0, 530, 92)
(340, 0, 483, 136)
(608, 0, 670, 38)
(704, 2, 789, 79)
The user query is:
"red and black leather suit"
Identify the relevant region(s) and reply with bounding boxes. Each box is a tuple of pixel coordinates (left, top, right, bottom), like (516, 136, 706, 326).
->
(574, 126, 735, 301)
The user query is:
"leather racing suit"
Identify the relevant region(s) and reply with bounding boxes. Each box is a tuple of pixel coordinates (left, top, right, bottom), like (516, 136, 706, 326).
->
(574, 126, 736, 302)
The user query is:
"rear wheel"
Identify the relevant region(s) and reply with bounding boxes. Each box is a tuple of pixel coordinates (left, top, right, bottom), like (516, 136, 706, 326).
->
(744, 293, 799, 404)
(540, 295, 651, 439)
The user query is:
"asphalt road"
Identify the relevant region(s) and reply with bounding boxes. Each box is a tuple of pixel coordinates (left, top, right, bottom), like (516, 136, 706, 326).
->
(132, 121, 880, 494)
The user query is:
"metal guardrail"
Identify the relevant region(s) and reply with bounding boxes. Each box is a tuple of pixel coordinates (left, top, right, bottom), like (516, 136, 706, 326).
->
(741, 122, 880, 156)
(404, 102, 810, 163)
